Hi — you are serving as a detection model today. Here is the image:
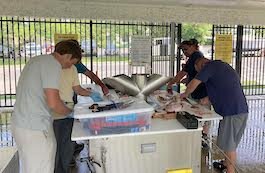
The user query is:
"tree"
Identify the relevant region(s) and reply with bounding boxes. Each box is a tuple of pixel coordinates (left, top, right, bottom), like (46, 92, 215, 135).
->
(182, 23, 212, 45)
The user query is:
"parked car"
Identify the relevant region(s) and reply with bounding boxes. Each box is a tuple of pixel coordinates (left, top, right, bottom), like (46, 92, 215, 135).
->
(152, 37, 178, 56)
(0, 45, 15, 58)
(105, 44, 119, 56)
(80, 40, 97, 57)
(232, 39, 265, 57)
(20, 42, 42, 57)
(43, 43, 54, 54)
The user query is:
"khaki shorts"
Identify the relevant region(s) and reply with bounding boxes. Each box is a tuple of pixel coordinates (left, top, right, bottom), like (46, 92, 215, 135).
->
(12, 125, 56, 173)
(217, 113, 248, 152)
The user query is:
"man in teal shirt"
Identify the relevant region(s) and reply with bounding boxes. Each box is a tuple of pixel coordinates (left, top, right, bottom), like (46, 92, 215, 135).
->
(75, 63, 109, 95)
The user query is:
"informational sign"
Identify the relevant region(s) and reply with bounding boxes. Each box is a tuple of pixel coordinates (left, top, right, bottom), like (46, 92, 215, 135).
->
(215, 34, 233, 64)
(54, 33, 78, 44)
(167, 168, 192, 173)
(131, 35, 151, 66)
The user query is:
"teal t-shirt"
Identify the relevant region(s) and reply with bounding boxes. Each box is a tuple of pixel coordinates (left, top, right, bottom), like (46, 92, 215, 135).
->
(75, 63, 88, 74)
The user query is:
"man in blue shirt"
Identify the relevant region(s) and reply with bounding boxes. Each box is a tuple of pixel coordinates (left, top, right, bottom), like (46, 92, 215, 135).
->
(181, 57, 248, 173)
(70, 62, 109, 165)
(167, 39, 209, 141)
(167, 39, 207, 100)
(75, 63, 109, 95)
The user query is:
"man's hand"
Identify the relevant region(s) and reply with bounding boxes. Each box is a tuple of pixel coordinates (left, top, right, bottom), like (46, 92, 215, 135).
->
(199, 96, 211, 106)
(180, 78, 188, 85)
(167, 84, 173, 94)
(101, 85, 109, 95)
(66, 112, 74, 118)
(90, 91, 103, 102)
(73, 86, 92, 96)
(180, 92, 188, 99)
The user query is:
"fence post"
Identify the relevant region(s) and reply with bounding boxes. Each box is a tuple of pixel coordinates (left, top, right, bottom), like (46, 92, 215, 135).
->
(235, 25, 243, 77)
(169, 22, 176, 77)
(90, 20, 94, 84)
(176, 23, 182, 74)
(211, 25, 215, 60)
(175, 23, 182, 93)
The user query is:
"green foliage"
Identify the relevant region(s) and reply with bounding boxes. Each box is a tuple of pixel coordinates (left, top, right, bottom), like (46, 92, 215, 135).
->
(0, 17, 155, 50)
(241, 80, 259, 86)
(179, 83, 186, 92)
(0, 112, 12, 124)
(182, 23, 212, 44)
(0, 56, 130, 66)
(81, 56, 129, 63)
(0, 17, 211, 55)
(0, 58, 27, 66)
(252, 26, 265, 39)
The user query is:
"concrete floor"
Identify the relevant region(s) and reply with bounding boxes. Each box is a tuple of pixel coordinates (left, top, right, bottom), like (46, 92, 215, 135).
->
(71, 97, 265, 173)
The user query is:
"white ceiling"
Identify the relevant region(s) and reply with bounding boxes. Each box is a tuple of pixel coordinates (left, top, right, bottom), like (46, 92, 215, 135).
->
(80, 0, 265, 9)
(0, 0, 265, 25)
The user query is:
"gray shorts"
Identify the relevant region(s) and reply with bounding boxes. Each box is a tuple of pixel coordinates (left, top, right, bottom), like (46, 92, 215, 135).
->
(217, 113, 248, 152)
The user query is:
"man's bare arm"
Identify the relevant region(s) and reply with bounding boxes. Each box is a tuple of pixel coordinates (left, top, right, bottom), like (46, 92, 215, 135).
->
(72, 85, 91, 96)
(180, 78, 202, 98)
(167, 70, 187, 87)
(44, 88, 72, 115)
(83, 70, 109, 95)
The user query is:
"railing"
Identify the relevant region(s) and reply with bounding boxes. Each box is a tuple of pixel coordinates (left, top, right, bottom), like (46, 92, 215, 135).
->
(1, 18, 265, 108)
(213, 25, 265, 95)
(0, 17, 180, 107)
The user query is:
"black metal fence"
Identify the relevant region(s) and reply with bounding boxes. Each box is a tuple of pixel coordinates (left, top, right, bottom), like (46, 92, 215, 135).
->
(0, 16, 179, 107)
(1, 17, 265, 147)
(0, 17, 180, 147)
(0, 111, 14, 147)
(213, 25, 265, 95)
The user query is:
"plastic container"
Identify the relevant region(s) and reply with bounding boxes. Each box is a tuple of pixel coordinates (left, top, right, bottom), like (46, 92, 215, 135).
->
(83, 112, 152, 135)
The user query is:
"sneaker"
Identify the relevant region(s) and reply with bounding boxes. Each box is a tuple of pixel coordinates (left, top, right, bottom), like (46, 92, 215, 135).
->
(202, 132, 208, 139)
(201, 133, 209, 150)
(213, 161, 227, 172)
(69, 157, 76, 167)
(74, 143, 84, 156)
(202, 141, 209, 150)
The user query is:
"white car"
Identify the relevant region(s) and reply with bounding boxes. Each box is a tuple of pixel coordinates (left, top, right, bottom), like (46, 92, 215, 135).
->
(20, 42, 42, 57)
(0, 45, 15, 58)
(81, 40, 97, 56)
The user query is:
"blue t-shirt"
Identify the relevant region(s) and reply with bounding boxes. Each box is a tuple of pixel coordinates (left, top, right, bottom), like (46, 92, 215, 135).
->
(183, 51, 207, 99)
(75, 63, 88, 74)
(195, 60, 248, 116)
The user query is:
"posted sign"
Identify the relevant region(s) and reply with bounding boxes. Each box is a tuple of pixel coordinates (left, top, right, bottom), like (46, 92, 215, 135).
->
(54, 33, 78, 44)
(131, 35, 151, 66)
(215, 34, 233, 64)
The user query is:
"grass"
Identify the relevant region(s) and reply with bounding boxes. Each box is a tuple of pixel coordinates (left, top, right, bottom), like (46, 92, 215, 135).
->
(0, 58, 27, 66)
(0, 56, 130, 66)
(242, 80, 259, 85)
(0, 94, 16, 100)
(82, 56, 129, 63)
(241, 80, 265, 89)
(242, 85, 265, 89)
(0, 112, 12, 125)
